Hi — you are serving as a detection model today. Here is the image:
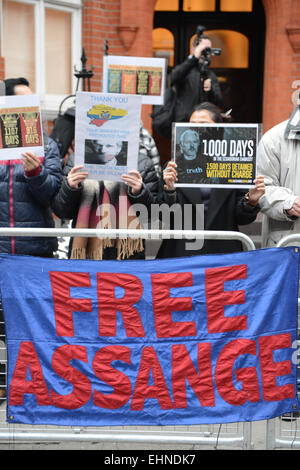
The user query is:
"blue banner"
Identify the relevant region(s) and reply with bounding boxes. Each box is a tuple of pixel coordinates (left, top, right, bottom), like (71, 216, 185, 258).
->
(0, 247, 299, 426)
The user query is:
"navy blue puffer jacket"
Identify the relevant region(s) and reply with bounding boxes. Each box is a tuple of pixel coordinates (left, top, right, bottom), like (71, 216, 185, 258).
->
(0, 137, 62, 255)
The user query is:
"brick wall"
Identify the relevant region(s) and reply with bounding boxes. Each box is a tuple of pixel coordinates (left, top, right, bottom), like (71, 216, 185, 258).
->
(288, 0, 300, 117)
(262, 0, 300, 131)
(82, 0, 155, 130)
(82, 0, 123, 93)
(0, 57, 5, 81)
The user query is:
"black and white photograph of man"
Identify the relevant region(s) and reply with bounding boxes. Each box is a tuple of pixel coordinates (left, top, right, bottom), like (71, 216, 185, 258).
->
(84, 139, 128, 166)
(175, 128, 203, 184)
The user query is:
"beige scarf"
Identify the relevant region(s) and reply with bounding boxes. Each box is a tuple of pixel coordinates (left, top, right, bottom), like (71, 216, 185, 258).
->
(71, 180, 144, 260)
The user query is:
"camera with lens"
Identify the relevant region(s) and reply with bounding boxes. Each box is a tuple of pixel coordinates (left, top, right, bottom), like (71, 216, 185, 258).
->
(194, 25, 222, 58)
(202, 47, 222, 57)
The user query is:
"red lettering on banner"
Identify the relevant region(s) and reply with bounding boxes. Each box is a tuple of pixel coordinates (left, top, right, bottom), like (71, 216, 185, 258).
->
(172, 343, 215, 408)
(51, 345, 92, 409)
(215, 339, 260, 405)
(93, 346, 132, 409)
(259, 334, 294, 401)
(9, 336, 296, 411)
(11, 266, 296, 413)
(9, 341, 51, 406)
(205, 265, 247, 333)
(50, 271, 92, 337)
(131, 346, 173, 410)
(97, 273, 145, 337)
(151, 273, 196, 338)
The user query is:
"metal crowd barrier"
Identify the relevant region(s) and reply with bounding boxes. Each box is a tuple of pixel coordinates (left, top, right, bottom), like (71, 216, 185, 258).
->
(266, 234, 300, 450)
(0, 227, 256, 450)
(0, 227, 256, 251)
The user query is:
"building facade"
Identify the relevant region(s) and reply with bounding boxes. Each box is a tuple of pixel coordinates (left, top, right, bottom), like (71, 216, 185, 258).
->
(0, 0, 299, 146)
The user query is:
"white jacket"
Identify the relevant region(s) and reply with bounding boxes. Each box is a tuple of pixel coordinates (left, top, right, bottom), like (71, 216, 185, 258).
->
(257, 119, 300, 247)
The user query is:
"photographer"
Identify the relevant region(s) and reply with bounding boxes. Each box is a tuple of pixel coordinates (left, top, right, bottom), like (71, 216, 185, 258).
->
(170, 31, 223, 123)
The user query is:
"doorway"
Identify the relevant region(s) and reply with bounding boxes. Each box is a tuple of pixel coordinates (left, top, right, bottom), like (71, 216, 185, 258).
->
(153, 0, 265, 163)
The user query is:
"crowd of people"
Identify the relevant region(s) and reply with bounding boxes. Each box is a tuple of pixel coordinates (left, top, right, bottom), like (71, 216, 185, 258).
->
(0, 32, 299, 416)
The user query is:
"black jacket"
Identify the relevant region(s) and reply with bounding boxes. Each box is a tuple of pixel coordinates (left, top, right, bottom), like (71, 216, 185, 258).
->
(0, 137, 61, 255)
(156, 186, 259, 258)
(171, 56, 223, 122)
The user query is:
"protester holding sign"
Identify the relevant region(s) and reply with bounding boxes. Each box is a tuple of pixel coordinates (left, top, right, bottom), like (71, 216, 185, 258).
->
(52, 152, 158, 260)
(52, 90, 158, 260)
(0, 77, 61, 398)
(156, 102, 265, 258)
(0, 78, 61, 254)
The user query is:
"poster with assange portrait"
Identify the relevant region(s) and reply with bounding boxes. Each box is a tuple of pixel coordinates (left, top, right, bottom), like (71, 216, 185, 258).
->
(74, 92, 142, 181)
(172, 123, 260, 188)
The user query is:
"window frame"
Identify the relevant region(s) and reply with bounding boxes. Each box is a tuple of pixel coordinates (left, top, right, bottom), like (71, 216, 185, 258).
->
(0, 0, 82, 119)
(155, 0, 255, 12)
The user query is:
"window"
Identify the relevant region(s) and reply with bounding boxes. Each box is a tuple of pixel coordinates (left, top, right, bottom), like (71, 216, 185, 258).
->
(190, 30, 249, 68)
(45, 7, 72, 95)
(2, 1, 36, 89)
(220, 0, 253, 12)
(183, 0, 216, 11)
(155, 0, 179, 11)
(152, 28, 175, 67)
(155, 0, 253, 12)
(1, 0, 82, 118)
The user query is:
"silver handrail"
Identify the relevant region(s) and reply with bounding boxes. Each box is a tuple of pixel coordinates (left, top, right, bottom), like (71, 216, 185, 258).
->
(0, 227, 256, 251)
(276, 234, 300, 248)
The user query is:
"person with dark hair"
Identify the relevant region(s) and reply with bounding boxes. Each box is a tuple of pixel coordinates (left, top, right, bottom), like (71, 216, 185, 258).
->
(190, 101, 223, 124)
(156, 104, 264, 258)
(170, 36, 223, 123)
(0, 77, 61, 398)
(4, 77, 31, 96)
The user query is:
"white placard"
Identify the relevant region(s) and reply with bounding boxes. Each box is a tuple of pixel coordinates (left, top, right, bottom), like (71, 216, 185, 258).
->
(74, 92, 142, 181)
